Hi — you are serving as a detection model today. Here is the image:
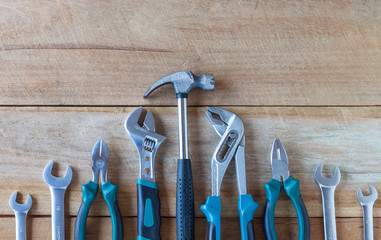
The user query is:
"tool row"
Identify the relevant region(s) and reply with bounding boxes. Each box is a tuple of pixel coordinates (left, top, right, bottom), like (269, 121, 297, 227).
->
(8, 71, 379, 240)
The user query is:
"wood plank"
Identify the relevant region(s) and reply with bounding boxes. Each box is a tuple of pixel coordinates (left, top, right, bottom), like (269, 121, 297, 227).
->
(0, 217, 379, 240)
(0, 106, 380, 218)
(0, 0, 380, 105)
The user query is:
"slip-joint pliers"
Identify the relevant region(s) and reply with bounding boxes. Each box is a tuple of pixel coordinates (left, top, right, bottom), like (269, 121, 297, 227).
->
(201, 107, 259, 240)
(264, 138, 310, 240)
(74, 139, 123, 240)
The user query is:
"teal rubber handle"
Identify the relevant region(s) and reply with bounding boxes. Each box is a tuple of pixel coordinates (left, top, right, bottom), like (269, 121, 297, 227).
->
(283, 176, 310, 240)
(200, 196, 221, 240)
(102, 181, 124, 240)
(74, 181, 98, 240)
(137, 178, 161, 240)
(264, 179, 281, 240)
(238, 194, 258, 240)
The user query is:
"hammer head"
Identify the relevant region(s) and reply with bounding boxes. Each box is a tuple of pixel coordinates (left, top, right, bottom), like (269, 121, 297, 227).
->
(143, 71, 215, 98)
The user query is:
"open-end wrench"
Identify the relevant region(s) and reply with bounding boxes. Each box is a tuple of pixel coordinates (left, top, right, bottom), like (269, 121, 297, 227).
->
(9, 191, 32, 240)
(43, 161, 72, 240)
(313, 163, 341, 240)
(357, 184, 378, 240)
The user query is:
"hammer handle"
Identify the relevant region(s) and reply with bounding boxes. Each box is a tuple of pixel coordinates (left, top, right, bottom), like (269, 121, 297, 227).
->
(176, 158, 195, 240)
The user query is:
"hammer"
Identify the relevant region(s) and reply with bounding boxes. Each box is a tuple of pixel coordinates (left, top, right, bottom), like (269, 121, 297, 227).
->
(144, 71, 215, 240)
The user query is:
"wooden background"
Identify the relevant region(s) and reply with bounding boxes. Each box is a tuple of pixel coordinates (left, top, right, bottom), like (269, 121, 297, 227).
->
(0, 0, 380, 239)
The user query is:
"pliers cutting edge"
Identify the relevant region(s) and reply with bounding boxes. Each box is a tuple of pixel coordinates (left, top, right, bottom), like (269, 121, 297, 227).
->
(201, 107, 259, 240)
(74, 139, 124, 240)
(264, 138, 310, 240)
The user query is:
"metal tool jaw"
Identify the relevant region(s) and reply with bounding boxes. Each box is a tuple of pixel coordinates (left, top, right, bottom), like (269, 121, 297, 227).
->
(92, 139, 109, 185)
(270, 138, 290, 182)
(205, 107, 247, 196)
(313, 163, 341, 188)
(357, 184, 378, 205)
(9, 191, 32, 213)
(125, 107, 166, 182)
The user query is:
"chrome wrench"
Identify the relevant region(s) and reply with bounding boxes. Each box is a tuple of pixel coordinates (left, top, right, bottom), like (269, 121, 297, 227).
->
(313, 163, 341, 240)
(9, 191, 32, 240)
(357, 184, 378, 240)
(43, 161, 72, 240)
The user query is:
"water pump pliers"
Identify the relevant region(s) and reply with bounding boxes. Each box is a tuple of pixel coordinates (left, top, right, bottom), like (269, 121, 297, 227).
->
(201, 107, 259, 240)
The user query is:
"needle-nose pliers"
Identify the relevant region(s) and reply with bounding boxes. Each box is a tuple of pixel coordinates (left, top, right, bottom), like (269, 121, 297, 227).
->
(264, 138, 310, 240)
(201, 107, 259, 240)
(74, 139, 124, 240)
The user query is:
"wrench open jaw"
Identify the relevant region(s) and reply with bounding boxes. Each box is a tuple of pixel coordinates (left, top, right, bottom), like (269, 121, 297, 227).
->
(357, 184, 378, 205)
(125, 106, 166, 182)
(313, 163, 341, 188)
(43, 161, 72, 188)
(9, 191, 32, 213)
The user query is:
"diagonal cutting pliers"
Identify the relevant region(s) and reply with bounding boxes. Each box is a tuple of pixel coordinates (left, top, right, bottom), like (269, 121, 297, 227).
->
(74, 139, 124, 240)
(264, 138, 310, 240)
(201, 107, 259, 240)
(125, 107, 166, 240)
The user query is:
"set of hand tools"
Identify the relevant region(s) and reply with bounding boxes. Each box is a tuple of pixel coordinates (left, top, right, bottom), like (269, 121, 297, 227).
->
(7, 71, 379, 240)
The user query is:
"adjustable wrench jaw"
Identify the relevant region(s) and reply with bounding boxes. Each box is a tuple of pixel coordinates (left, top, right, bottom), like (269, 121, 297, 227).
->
(206, 107, 245, 196)
(125, 107, 166, 182)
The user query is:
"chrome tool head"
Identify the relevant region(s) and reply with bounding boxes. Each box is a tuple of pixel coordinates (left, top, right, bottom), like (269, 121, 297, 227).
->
(143, 71, 215, 98)
(9, 191, 32, 213)
(92, 139, 109, 184)
(313, 163, 341, 188)
(357, 184, 378, 206)
(43, 161, 72, 188)
(205, 107, 246, 196)
(125, 107, 166, 182)
(270, 138, 290, 182)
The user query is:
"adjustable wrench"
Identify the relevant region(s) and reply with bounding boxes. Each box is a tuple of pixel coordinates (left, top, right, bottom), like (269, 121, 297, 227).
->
(43, 161, 72, 240)
(9, 191, 32, 240)
(357, 184, 378, 240)
(313, 163, 341, 240)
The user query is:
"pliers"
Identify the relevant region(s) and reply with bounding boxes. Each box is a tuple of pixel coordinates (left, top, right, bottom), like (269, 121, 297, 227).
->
(264, 138, 310, 240)
(125, 107, 166, 240)
(74, 139, 123, 240)
(201, 107, 259, 240)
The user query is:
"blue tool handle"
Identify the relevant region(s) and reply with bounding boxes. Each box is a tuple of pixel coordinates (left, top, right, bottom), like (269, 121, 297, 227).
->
(264, 179, 282, 240)
(137, 179, 161, 240)
(238, 194, 258, 240)
(283, 177, 310, 240)
(200, 196, 221, 240)
(176, 158, 195, 240)
(102, 181, 124, 240)
(74, 181, 98, 240)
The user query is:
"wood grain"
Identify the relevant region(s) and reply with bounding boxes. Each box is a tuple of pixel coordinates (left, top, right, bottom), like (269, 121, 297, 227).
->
(0, 217, 380, 240)
(0, 0, 380, 105)
(0, 106, 380, 218)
